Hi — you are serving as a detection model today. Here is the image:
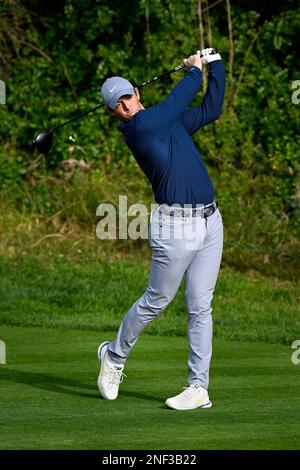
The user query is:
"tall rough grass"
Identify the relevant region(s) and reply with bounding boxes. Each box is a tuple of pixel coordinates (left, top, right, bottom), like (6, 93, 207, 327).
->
(0, 167, 299, 280)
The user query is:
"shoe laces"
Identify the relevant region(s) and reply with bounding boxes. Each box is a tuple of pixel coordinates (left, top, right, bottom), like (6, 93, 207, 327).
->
(181, 384, 202, 398)
(108, 364, 127, 387)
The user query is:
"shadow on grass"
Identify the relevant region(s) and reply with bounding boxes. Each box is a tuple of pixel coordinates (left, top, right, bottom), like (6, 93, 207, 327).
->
(0, 368, 165, 403)
(119, 390, 164, 404)
(0, 368, 99, 399)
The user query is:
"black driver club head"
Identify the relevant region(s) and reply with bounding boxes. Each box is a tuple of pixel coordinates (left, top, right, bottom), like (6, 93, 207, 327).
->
(33, 128, 54, 154)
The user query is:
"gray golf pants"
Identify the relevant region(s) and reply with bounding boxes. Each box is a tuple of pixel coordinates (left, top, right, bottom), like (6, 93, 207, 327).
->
(108, 204, 223, 390)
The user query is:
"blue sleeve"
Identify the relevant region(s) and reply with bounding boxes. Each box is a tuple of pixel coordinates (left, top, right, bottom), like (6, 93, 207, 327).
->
(140, 67, 202, 132)
(179, 60, 226, 134)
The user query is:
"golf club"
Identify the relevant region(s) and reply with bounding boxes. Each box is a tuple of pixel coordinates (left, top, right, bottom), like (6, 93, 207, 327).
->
(33, 49, 218, 154)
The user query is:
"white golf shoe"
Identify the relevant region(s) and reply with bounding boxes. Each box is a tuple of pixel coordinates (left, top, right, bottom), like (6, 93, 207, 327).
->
(165, 384, 212, 410)
(97, 341, 126, 400)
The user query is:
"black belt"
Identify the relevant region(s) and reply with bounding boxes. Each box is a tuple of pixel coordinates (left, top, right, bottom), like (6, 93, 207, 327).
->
(203, 200, 218, 218)
(158, 201, 218, 219)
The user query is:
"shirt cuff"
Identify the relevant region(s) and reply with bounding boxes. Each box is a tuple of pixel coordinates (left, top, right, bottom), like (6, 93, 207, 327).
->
(189, 66, 202, 74)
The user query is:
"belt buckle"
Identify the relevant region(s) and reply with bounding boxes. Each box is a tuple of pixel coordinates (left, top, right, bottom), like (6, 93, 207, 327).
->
(204, 206, 214, 218)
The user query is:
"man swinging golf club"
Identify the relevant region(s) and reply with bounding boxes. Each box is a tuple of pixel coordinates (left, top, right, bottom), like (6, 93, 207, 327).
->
(98, 48, 225, 410)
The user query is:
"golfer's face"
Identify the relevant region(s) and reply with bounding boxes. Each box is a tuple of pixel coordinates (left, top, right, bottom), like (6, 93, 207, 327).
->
(114, 92, 142, 121)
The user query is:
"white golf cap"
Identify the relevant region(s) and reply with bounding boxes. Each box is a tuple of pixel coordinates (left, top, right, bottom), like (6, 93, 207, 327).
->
(101, 76, 135, 110)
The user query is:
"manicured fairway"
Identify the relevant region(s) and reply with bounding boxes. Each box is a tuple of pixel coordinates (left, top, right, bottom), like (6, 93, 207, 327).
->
(1, 325, 299, 450)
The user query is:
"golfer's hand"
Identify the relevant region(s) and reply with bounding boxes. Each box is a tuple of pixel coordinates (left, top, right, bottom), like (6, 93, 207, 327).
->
(183, 54, 203, 71)
(198, 48, 222, 65)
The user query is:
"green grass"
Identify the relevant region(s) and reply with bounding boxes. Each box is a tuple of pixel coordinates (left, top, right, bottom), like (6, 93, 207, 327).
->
(1, 325, 300, 450)
(0, 255, 299, 449)
(0, 255, 299, 345)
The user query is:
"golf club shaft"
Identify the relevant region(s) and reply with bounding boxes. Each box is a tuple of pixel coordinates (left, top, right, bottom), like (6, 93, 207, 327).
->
(51, 64, 188, 132)
(52, 104, 104, 132)
(139, 63, 186, 88)
(34, 48, 219, 153)
(51, 49, 218, 132)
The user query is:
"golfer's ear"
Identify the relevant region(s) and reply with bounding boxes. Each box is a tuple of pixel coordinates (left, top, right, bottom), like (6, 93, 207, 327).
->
(135, 87, 140, 100)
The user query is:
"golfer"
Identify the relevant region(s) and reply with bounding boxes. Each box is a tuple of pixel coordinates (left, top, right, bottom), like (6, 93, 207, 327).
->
(98, 48, 225, 410)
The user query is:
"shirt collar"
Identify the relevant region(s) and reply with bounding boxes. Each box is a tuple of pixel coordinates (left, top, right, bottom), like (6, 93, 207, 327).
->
(118, 122, 126, 133)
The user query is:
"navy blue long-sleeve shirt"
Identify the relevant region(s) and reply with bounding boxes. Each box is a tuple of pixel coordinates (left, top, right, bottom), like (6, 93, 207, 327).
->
(119, 60, 226, 207)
